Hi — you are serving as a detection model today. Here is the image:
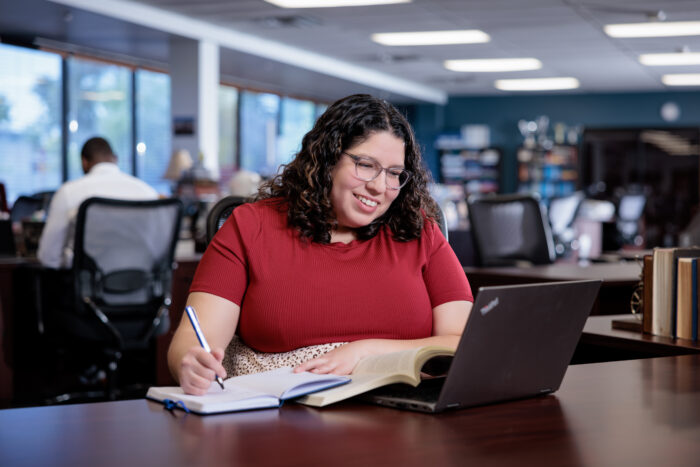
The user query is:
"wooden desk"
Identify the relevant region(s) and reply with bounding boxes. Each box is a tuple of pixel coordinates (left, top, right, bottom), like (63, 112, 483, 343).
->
(2, 355, 700, 466)
(464, 262, 641, 315)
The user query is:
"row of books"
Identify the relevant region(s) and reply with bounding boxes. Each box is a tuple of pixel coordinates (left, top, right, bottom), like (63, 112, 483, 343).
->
(643, 247, 700, 340)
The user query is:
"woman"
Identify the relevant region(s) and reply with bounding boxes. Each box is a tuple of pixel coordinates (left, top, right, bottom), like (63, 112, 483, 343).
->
(168, 94, 473, 395)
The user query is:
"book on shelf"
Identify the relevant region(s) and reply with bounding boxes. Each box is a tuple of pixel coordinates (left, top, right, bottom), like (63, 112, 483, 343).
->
(651, 247, 700, 338)
(146, 367, 349, 414)
(297, 345, 454, 408)
(676, 257, 699, 341)
(642, 254, 654, 334)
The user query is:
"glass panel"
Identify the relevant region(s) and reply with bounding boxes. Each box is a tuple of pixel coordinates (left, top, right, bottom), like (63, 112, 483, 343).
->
(277, 96, 316, 170)
(66, 57, 132, 180)
(218, 85, 239, 186)
(239, 90, 280, 176)
(136, 69, 171, 195)
(0, 43, 62, 204)
(315, 102, 328, 119)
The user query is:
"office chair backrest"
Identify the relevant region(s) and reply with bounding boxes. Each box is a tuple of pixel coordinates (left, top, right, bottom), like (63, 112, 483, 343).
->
(206, 195, 249, 244)
(73, 197, 183, 308)
(434, 202, 449, 242)
(467, 193, 556, 267)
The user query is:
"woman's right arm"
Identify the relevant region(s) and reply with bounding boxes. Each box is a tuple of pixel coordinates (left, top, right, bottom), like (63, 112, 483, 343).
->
(167, 291, 240, 395)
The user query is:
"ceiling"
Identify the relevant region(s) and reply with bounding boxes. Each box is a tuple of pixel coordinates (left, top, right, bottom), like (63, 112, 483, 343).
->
(3, 0, 700, 103)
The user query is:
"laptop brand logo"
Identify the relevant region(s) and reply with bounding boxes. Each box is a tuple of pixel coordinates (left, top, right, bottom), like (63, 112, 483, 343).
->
(480, 297, 499, 315)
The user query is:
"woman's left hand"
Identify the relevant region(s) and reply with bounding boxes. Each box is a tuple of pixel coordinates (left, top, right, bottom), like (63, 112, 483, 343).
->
(293, 340, 377, 375)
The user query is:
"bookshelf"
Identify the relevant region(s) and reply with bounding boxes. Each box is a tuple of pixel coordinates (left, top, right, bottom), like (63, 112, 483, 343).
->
(437, 141, 501, 195)
(517, 144, 578, 201)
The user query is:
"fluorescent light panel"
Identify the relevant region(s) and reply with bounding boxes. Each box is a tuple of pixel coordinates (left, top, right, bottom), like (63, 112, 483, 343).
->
(662, 74, 700, 86)
(371, 30, 490, 46)
(639, 52, 700, 66)
(265, 0, 410, 7)
(444, 58, 542, 72)
(495, 77, 580, 91)
(604, 21, 700, 38)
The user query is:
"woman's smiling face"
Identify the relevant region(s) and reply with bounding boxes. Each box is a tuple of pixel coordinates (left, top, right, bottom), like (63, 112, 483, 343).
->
(329, 131, 405, 238)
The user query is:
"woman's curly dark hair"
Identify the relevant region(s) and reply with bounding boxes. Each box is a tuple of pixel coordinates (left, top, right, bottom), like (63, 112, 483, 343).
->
(257, 94, 438, 243)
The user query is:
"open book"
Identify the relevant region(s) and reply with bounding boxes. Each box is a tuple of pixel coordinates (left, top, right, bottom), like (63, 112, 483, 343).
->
(297, 345, 454, 407)
(146, 367, 349, 414)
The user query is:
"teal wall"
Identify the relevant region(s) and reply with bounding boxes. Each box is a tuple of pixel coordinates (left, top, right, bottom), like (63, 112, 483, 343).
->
(406, 91, 700, 192)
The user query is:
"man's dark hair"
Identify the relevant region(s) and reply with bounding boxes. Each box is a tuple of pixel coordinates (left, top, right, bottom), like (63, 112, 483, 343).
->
(81, 137, 116, 163)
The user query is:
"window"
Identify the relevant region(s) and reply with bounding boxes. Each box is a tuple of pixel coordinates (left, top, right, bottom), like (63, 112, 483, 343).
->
(277, 97, 316, 169)
(239, 91, 322, 177)
(136, 69, 171, 194)
(218, 85, 239, 185)
(0, 42, 329, 202)
(239, 90, 281, 176)
(66, 57, 132, 180)
(0, 43, 62, 204)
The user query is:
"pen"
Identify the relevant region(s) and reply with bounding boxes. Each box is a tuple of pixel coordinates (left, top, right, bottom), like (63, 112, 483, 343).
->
(185, 305, 225, 390)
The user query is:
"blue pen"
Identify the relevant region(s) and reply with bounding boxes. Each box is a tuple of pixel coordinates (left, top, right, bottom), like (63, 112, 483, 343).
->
(185, 306, 225, 390)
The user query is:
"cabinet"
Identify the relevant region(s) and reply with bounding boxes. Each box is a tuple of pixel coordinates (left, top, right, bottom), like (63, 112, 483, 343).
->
(517, 144, 578, 201)
(437, 144, 501, 195)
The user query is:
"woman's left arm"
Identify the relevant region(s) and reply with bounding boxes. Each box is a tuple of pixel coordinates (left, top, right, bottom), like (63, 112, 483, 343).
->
(294, 300, 472, 375)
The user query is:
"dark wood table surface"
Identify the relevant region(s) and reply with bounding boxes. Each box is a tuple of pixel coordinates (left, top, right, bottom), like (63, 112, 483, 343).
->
(2, 354, 700, 467)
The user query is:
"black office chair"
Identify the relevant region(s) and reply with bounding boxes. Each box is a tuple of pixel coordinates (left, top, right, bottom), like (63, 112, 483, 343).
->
(10, 195, 44, 223)
(206, 196, 447, 243)
(467, 193, 556, 267)
(434, 202, 449, 241)
(40, 197, 183, 403)
(206, 195, 250, 244)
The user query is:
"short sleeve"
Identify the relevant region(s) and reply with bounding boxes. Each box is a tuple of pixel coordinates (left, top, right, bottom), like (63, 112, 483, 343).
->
(189, 203, 260, 305)
(422, 220, 473, 307)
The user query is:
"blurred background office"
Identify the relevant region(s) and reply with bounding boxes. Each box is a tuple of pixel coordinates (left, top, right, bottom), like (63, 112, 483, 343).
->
(3, 0, 700, 409)
(2, 0, 700, 258)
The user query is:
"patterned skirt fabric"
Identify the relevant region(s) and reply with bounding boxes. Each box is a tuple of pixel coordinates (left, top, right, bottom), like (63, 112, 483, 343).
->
(223, 336, 347, 376)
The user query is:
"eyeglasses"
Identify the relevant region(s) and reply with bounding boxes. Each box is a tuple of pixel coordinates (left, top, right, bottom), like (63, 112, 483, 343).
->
(343, 153, 411, 190)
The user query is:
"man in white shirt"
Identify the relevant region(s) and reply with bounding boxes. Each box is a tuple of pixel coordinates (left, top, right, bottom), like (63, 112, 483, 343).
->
(38, 137, 159, 268)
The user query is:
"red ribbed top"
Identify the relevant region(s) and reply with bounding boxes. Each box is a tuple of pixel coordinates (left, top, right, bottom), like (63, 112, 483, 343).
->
(190, 199, 472, 352)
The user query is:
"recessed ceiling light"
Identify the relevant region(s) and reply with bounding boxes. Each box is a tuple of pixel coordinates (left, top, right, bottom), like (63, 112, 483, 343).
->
(371, 30, 490, 46)
(494, 77, 580, 91)
(639, 52, 700, 66)
(662, 73, 700, 86)
(604, 21, 700, 38)
(264, 0, 410, 7)
(444, 58, 542, 72)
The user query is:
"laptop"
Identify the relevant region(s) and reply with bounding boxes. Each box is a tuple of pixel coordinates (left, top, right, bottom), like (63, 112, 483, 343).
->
(362, 280, 602, 413)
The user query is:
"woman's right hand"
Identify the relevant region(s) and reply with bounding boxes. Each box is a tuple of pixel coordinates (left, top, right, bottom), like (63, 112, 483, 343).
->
(177, 345, 228, 395)
(167, 292, 240, 395)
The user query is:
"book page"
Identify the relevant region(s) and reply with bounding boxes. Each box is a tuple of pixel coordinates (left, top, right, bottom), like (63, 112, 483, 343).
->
(297, 346, 454, 407)
(230, 367, 349, 399)
(353, 345, 454, 378)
